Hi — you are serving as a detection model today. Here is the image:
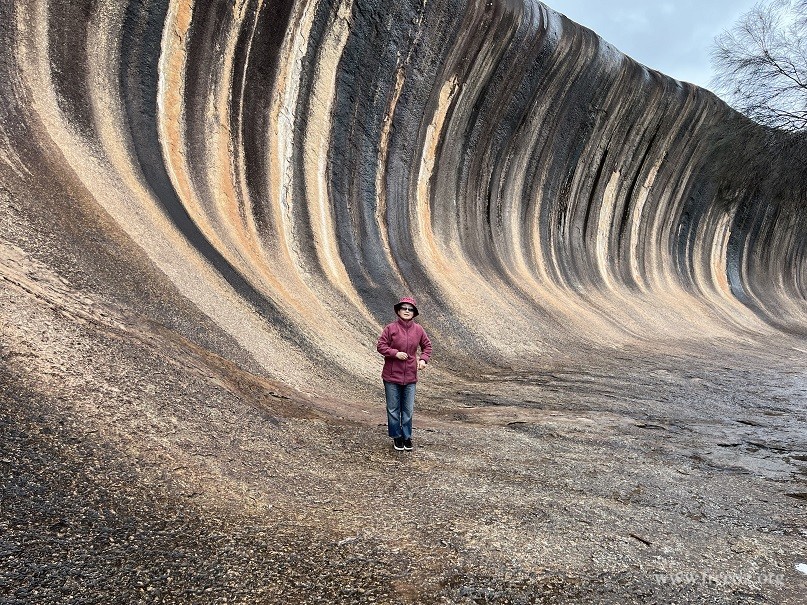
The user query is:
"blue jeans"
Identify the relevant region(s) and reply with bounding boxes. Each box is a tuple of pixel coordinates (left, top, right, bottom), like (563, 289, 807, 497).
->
(384, 381, 416, 439)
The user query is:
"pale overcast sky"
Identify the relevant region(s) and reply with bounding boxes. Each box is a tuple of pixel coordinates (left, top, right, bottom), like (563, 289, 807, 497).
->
(547, 1, 760, 91)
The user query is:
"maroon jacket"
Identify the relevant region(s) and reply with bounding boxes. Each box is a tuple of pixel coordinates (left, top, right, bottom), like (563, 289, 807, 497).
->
(377, 318, 432, 384)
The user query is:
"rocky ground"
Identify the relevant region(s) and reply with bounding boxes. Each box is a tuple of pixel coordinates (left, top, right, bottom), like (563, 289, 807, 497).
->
(2, 235, 807, 604)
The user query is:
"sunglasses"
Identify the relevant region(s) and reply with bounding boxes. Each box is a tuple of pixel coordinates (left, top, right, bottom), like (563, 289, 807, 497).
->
(399, 306, 415, 312)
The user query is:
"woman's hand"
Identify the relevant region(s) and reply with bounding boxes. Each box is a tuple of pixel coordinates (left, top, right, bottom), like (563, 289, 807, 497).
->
(418, 359, 426, 370)
(395, 351, 409, 360)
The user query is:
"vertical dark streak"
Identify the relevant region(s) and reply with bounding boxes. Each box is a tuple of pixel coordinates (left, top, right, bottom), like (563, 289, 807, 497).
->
(118, 0, 296, 336)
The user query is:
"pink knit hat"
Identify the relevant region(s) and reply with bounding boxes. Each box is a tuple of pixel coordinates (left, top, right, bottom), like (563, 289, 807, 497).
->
(394, 297, 419, 317)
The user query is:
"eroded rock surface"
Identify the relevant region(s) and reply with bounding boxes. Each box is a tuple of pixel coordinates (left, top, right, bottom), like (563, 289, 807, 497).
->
(1, 0, 806, 603)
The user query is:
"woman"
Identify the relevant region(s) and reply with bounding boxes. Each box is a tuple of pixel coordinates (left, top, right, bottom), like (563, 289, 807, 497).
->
(376, 297, 432, 451)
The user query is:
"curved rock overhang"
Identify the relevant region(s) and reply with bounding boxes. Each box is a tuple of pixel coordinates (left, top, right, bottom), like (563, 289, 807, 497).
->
(1, 0, 805, 394)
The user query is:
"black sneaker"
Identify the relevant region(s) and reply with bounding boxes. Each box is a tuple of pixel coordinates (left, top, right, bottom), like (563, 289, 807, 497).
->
(393, 437, 405, 451)
(403, 438, 413, 451)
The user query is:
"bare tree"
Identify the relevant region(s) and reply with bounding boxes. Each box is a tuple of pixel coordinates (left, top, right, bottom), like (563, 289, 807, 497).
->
(711, 0, 807, 131)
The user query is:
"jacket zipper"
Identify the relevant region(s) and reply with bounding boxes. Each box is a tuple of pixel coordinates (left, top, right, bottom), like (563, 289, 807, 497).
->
(404, 324, 410, 383)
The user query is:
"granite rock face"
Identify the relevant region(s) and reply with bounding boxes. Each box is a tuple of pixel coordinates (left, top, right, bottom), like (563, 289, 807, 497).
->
(2, 0, 805, 394)
(2, 2, 807, 603)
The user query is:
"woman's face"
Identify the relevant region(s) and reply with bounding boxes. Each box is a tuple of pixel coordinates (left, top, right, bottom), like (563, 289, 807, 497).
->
(397, 305, 415, 320)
